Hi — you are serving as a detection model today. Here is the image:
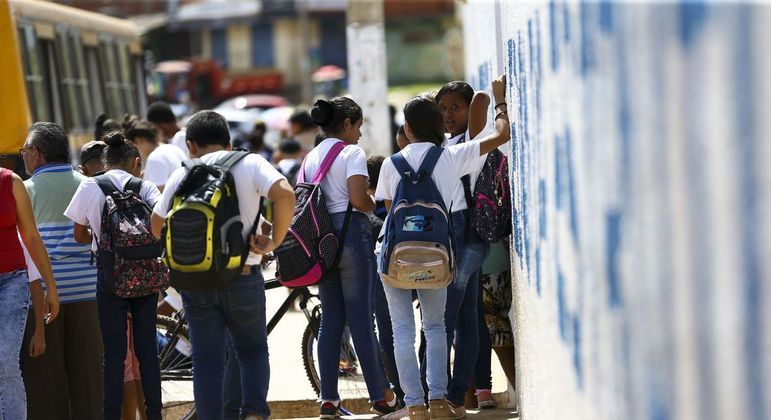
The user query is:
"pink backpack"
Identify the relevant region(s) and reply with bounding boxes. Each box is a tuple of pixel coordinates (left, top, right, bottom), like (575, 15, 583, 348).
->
(274, 142, 351, 288)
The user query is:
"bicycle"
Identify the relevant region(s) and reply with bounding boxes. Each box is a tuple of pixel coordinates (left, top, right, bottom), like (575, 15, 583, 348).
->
(157, 259, 369, 416)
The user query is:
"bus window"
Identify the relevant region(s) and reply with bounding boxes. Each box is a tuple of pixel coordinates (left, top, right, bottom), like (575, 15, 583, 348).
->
(69, 33, 93, 129)
(56, 31, 81, 130)
(115, 42, 135, 114)
(84, 46, 105, 118)
(41, 40, 64, 126)
(17, 26, 51, 122)
(100, 40, 123, 117)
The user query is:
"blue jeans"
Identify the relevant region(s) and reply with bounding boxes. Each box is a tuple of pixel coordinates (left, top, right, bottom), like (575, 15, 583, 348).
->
(96, 287, 162, 419)
(383, 284, 447, 407)
(318, 212, 389, 402)
(0, 269, 29, 420)
(373, 274, 403, 401)
(444, 211, 489, 405)
(181, 270, 270, 420)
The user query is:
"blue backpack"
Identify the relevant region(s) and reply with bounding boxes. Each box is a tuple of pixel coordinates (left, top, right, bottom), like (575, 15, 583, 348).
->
(379, 146, 455, 289)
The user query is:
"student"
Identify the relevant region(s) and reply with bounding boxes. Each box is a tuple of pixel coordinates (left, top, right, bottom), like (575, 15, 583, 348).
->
(305, 98, 397, 418)
(288, 108, 319, 152)
(0, 167, 59, 420)
(124, 117, 186, 192)
(18, 122, 103, 420)
(151, 110, 296, 420)
(431, 80, 495, 415)
(375, 75, 509, 420)
(79, 140, 107, 176)
(94, 113, 121, 142)
(146, 101, 180, 143)
(274, 138, 304, 187)
(395, 125, 409, 151)
(64, 131, 163, 420)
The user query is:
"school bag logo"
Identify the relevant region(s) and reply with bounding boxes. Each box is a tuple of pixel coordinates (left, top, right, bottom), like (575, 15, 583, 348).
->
(95, 176, 169, 298)
(274, 141, 352, 288)
(162, 151, 258, 290)
(472, 149, 512, 243)
(380, 147, 455, 289)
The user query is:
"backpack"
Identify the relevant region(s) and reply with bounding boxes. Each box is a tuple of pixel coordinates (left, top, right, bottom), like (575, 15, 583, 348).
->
(471, 149, 512, 243)
(162, 151, 259, 290)
(280, 160, 302, 187)
(274, 141, 352, 288)
(95, 176, 169, 298)
(380, 146, 455, 289)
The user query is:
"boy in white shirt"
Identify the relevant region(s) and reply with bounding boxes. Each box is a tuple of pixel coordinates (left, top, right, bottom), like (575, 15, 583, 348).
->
(375, 75, 509, 420)
(150, 110, 295, 420)
(124, 119, 186, 192)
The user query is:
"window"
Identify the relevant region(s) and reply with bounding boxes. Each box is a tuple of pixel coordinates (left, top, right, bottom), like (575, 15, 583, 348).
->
(251, 22, 274, 67)
(17, 26, 50, 122)
(100, 39, 124, 116)
(115, 43, 137, 113)
(211, 28, 228, 69)
(84, 46, 105, 116)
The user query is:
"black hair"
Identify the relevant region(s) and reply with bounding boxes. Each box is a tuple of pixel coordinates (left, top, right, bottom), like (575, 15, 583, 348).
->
(311, 97, 362, 137)
(435, 81, 474, 105)
(397, 125, 405, 137)
(403, 95, 445, 146)
(28, 122, 70, 163)
(146, 101, 177, 124)
(367, 155, 385, 191)
(102, 130, 140, 166)
(94, 113, 121, 142)
(279, 138, 302, 155)
(186, 110, 230, 148)
(123, 117, 159, 145)
(289, 109, 315, 130)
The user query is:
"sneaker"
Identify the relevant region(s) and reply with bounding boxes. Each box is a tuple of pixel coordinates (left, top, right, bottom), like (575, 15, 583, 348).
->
(430, 398, 464, 419)
(383, 405, 427, 420)
(319, 401, 340, 419)
(371, 398, 401, 415)
(475, 389, 498, 409)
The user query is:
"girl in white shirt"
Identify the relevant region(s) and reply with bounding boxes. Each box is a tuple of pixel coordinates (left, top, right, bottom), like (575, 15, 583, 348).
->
(303, 98, 397, 418)
(374, 75, 510, 420)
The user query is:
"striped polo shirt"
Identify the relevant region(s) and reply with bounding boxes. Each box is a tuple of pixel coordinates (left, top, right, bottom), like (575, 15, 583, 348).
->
(25, 164, 97, 303)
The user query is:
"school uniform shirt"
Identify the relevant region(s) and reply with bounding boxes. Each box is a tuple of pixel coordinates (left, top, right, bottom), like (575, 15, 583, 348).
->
(144, 143, 187, 188)
(170, 130, 190, 157)
(153, 150, 285, 265)
(444, 131, 488, 211)
(302, 138, 368, 214)
(375, 141, 481, 212)
(64, 169, 161, 252)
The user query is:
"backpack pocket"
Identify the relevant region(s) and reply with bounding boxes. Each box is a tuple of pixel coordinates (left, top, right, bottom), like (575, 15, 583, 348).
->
(382, 241, 452, 289)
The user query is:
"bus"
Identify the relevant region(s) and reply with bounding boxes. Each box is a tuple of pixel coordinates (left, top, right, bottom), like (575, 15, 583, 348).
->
(0, 0, 146, 173)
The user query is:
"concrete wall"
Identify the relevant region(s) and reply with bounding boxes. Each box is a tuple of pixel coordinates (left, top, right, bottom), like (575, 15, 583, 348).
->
(461, 1, 771, 419)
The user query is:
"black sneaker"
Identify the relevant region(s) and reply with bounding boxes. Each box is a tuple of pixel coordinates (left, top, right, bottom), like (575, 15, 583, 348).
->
(319, 401, 341, 419)
(371, 398, 401, 415)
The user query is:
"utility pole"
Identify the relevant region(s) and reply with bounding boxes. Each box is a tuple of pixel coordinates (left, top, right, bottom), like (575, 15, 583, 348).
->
(346, 0, 390, 157)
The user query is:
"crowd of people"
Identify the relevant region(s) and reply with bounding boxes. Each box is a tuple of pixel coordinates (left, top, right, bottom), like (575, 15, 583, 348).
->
(0, 73, 516, 420)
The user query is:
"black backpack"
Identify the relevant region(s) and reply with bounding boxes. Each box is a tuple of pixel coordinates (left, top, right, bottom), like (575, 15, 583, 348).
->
(161, 151, 260, 290)
(470, 149, 512, 243)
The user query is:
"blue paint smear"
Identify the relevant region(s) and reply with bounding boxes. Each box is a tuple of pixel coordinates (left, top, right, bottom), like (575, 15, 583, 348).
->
(579, 0, 595, 76)
(549, 0, 559, 71)
(599, 0, 613, 33)
(649, 389, 671, 420)
(535, 12, 543, 139)
(572, 317, 583, 389)
(557, 270, 567, 340)
(555, 135, 563, 209)
(678, 2, 708, 49)
(518, 33, 531, 274)
(535, 247, 542, 295)
(565, 128, 579, 244)
(563, 1, 571, 42)
(539, 179, 547, 240)
(735, 6, 767, 420)
(617, 25, 632, 198)
(605, 211, 623, 307)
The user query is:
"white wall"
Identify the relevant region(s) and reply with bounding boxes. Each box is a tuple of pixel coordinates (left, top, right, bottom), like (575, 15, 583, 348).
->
(462, 1, 771, 419)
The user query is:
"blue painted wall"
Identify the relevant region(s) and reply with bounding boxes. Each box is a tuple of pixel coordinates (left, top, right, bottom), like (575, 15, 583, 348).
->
(463, 2, 771, 419)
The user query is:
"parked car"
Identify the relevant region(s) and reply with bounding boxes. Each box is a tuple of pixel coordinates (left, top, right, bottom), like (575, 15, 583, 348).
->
(214, 94, 289, 113)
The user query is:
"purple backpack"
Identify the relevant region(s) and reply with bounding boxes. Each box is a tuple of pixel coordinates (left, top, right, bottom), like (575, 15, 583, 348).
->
(274, 142, 351, 288)
(471, 149, 512, 243)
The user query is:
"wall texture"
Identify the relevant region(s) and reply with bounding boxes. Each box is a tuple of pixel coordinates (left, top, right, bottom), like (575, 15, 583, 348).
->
(462, 2, 771, 419)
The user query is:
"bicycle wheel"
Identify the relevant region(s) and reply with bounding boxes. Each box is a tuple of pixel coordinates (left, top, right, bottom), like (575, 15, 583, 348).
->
(157, 314, 196, 419)
(301, 314, 371, 401)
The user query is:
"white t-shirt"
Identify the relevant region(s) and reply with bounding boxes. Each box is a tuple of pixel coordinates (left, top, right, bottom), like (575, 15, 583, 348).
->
(64, 169, 162, 251)
(170, 130, 189, 157)
(153, 150, 285, 265)
(375, 141, 481, 212)
(301, 138, 368, 214)
(444, 131, 488, 209)
(144, 143, 187, 188)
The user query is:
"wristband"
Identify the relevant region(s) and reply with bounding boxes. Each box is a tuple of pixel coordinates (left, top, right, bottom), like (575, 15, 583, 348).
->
(495, 110, 508, 120)
(495, 102, 507, 109)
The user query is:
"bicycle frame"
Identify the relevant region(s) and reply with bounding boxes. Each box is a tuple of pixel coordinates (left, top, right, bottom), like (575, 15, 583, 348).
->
(265, 278, 319, 336)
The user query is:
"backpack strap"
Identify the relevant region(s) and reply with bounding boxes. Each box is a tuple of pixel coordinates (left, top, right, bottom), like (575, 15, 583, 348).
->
(297, 141, 347, 184)
(182, 158, 203, 170)
(391, 152, 418, 183)
(94, 175, 119, 197)
(214, 150, 251, 170)
(417, 146, 444, 176)
(124, 177, 143, 194)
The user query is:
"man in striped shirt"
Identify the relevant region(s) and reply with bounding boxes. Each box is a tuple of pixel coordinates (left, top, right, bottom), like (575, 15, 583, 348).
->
(20, 122, 103, 420)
